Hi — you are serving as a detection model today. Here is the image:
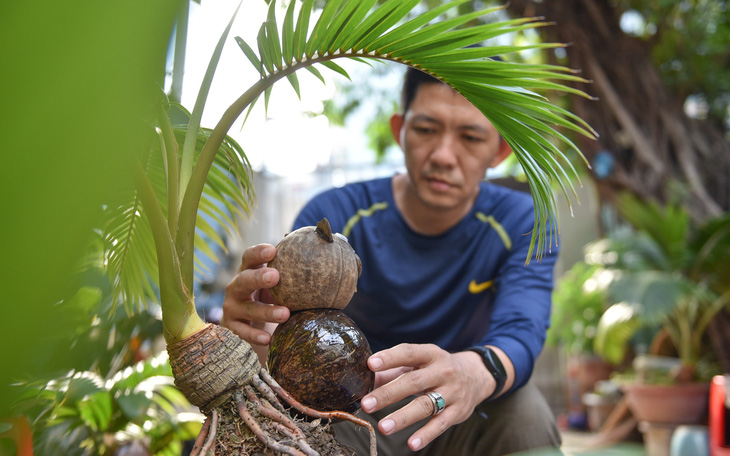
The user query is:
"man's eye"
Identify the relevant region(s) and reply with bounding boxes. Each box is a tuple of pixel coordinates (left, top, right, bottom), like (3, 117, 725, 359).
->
(414, 126, 434, 134)
(463, 135, 483, 143)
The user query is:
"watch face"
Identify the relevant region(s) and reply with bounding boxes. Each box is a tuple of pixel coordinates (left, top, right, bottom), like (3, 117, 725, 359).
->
(485, 348, 506, 376)
(468, 345, 507, 401)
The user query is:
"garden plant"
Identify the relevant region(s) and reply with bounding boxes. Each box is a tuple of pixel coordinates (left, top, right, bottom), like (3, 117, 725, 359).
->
(100, 0, 596, 454)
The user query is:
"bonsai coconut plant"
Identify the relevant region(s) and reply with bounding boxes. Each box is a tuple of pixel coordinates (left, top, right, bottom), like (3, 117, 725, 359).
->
(101, 0, 596, 454)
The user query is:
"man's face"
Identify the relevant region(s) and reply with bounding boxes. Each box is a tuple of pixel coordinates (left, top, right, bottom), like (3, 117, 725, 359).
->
(391, 83, 510, 211)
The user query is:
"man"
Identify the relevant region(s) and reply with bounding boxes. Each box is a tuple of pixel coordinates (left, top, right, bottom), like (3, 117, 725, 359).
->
(223, 67, 562, 455)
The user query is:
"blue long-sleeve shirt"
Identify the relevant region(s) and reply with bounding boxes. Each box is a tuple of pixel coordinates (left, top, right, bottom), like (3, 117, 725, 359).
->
(292, 176, 557, 392)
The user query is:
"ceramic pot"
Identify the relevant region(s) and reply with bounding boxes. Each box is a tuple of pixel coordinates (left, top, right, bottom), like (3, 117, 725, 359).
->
(623, 382, 710, 425)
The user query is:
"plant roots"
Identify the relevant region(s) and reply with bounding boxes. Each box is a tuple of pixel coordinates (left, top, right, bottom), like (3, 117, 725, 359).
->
(168, 324, 376, 456)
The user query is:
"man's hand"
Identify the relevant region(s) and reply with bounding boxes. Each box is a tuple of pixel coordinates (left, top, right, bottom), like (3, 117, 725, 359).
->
(358, 344, 498, 451)
(221, 244, 290, 346)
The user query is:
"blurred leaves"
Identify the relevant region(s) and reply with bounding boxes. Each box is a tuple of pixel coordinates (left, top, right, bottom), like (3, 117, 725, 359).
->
(0, 0, 182, 415)
(16, 353, 200, 456)
(547, 262, 608, 355)
(618, 0, 730, 122)
(589, 194, 730, 375)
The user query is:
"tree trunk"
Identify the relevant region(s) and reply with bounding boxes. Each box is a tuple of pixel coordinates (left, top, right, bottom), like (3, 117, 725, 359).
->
(507, 0, 730, 222)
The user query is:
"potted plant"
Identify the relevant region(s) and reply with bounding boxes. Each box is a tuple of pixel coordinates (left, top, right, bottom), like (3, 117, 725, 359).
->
(590, 194, 730, 454)
(35, 0, 597, 454)
(548, 262, 617, 430)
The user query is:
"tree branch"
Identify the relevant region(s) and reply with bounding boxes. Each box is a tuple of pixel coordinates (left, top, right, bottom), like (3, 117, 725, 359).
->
(586, 57, 665, 176)
(661, 111, 723, 217)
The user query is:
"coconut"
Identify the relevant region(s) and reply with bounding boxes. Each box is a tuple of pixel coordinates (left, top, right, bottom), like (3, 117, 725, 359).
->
(267, 309, 374, 413)
(268, 218, 362, 311)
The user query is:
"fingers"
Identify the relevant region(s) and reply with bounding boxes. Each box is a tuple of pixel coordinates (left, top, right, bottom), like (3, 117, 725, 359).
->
(372, 366, 413, 389)
(221, 301, 289, 345)
(226, 244, 279, 302)
(361, 344, 444, 414)
(378, 395, 453, 452)
(369, 343, 440, 372)
(227, 266, 279, 301)
(239, 243, 277, 272)
(222, 244, 289, 345)
(361, 345, 486, 451)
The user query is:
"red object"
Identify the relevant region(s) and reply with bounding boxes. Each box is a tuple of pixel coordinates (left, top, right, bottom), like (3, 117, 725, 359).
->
(0, 416, 33, 456)
(710, 375, 730, 456)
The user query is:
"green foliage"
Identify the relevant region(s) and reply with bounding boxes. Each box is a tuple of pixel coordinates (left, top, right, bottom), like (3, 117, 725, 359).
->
(0, 0, 182, 415)
(102, 100, 255, 313)
(593, 302, 643, 366)
(618, 0, 730, 123)
(547, 262, 608, 355)
(16, 353, 199, 456)
(227, 0, 595, 262)
(590, 194, 730, 377)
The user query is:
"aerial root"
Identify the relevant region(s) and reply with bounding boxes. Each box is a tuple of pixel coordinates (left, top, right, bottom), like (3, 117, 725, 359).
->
(244, 385, 319, 456)
(236, 392, 308, 456)
(251, 373, 287, 413)
(189, 414, 210, 456)
(258, 369, 378, 456)
(190, 410, 218, 456)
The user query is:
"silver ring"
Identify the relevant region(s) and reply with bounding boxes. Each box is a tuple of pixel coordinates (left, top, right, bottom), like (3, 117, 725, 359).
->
(426, 391, 446, 415)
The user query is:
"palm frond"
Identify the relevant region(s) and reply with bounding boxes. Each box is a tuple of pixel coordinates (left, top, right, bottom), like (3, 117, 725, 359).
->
(594, 302, 642, 364)
(103, 119, 254, 311)
(102, 139, 164, 312)
(226, 0, 596, 261)
(179, 0, 243, 199)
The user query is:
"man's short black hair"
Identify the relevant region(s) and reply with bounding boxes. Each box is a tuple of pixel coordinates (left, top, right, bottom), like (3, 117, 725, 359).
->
(400, 53, 503, 114)
(401, 67, 443, 114)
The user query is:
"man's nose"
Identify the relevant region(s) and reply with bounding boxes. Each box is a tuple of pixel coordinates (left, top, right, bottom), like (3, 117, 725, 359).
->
(429, 134, 459, 167)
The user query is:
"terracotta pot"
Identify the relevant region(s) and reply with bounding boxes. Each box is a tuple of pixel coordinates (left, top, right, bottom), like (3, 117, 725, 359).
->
(623, 382, 710, 425)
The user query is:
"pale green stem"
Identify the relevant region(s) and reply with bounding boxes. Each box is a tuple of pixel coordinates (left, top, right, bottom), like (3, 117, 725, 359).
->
(156, 101, 180, 238)
(169, 0, 189, 104)
(175, 52, 395, 292)
(179, 0, 243, 206)
(677, 311, 693, 364)
(693, 289, 730, 359)
(134, 160, 205, 343)
(662, 316, 683, 358)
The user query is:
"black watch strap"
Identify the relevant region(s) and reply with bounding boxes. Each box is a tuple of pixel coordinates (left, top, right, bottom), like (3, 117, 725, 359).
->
(466, 345, 507, 401)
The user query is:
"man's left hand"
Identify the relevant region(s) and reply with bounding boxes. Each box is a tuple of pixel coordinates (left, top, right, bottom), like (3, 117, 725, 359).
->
(359, 343, 497, 451)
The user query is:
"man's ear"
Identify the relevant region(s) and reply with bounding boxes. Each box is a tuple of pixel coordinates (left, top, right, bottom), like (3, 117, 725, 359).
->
(490, 138, 512, 168)
(389, 113, 404, 148)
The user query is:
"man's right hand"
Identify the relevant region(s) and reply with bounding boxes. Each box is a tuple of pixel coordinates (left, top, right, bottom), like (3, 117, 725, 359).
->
(222, 244, 290, 346)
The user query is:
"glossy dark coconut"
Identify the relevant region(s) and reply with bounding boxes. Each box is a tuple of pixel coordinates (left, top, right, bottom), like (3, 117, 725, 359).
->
(267, 309, 374, 413)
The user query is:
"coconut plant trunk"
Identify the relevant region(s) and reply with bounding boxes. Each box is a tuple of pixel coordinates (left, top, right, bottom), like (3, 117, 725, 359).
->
(166, 324, 373, 456)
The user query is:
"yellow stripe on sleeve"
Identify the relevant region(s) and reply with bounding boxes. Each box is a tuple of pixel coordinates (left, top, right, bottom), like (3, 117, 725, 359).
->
(342, 202, 389, 238)
(475, 212, 512, 250)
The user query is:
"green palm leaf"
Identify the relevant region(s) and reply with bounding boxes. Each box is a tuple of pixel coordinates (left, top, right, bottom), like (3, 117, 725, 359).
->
(97, 0, 599, 341)
(103, 121, 254, 310)
(102, 146, 162, 312)
(223, 0, 596, 262)
(347, 0, 423, 53)
(594, 302, 642, 364)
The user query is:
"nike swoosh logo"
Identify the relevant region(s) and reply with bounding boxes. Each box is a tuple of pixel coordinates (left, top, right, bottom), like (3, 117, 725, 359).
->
(469, 279, 493, 294)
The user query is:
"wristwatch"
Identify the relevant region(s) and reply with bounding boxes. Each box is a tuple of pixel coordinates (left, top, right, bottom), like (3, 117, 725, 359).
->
(466, 345, 507, 401)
